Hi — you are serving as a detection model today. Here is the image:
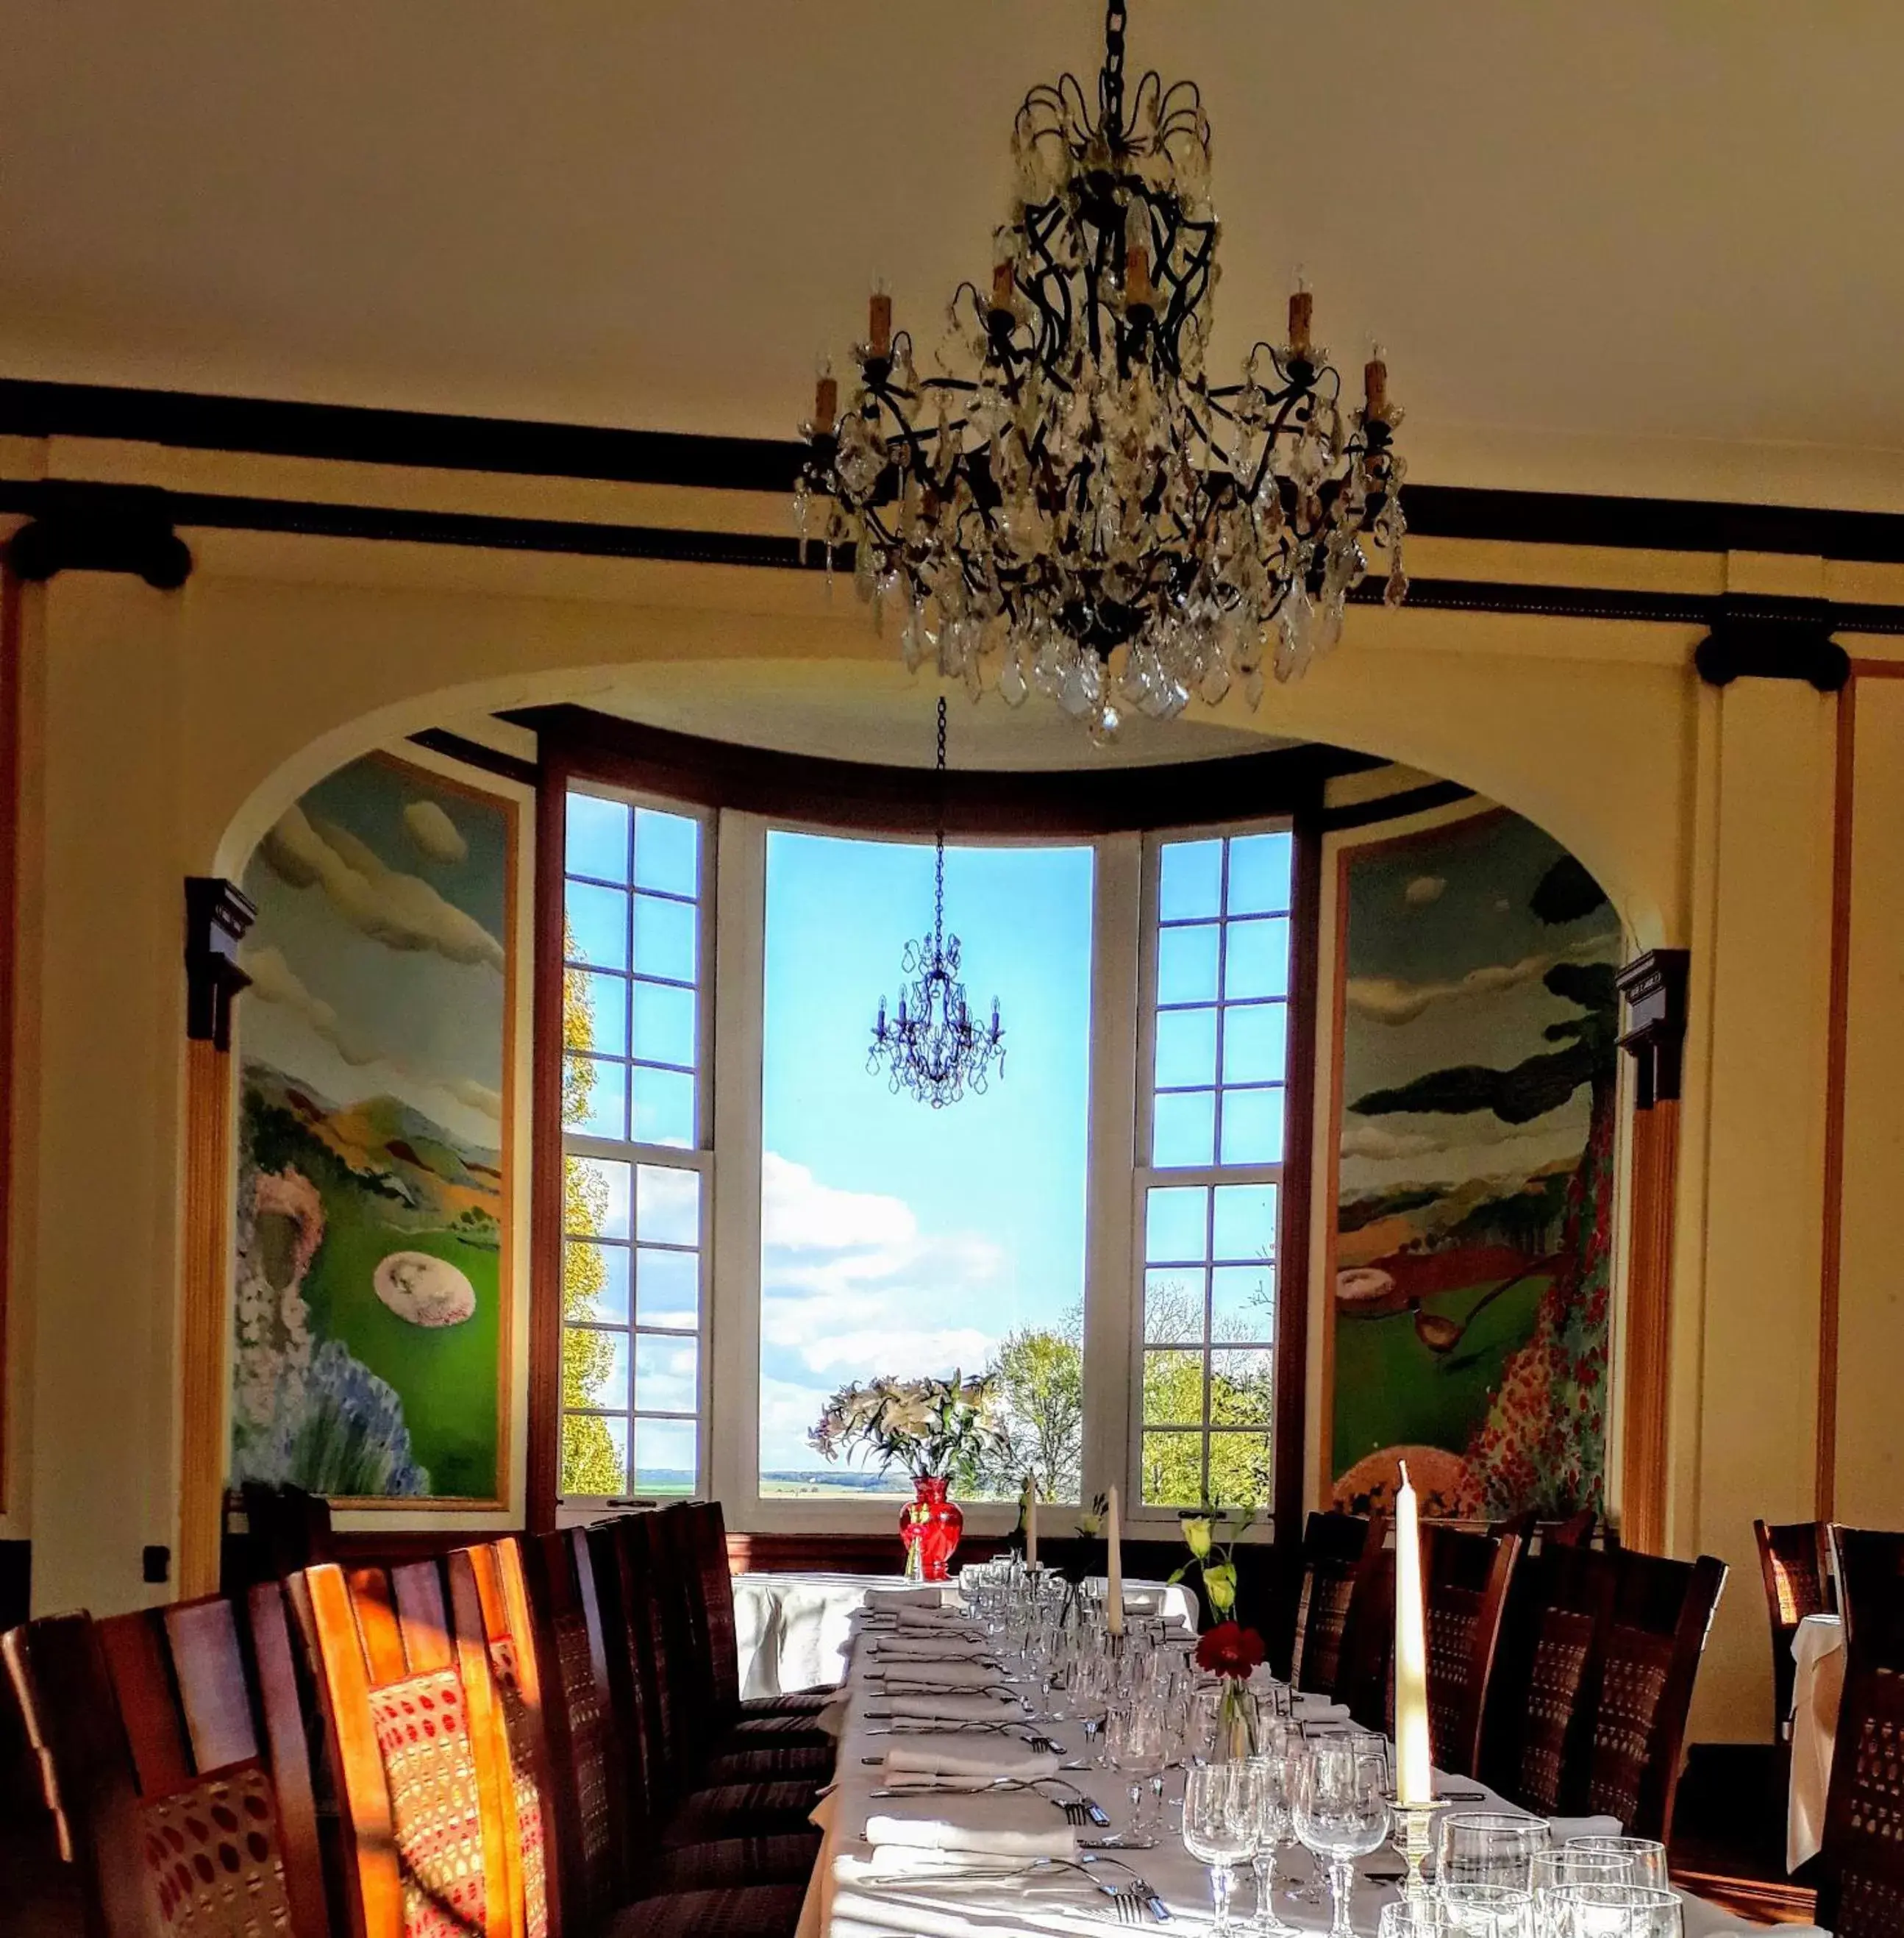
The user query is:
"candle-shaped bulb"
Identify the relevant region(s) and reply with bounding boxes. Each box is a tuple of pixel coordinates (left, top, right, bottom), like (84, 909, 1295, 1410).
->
(813, 359, 838, 435)
(1364, 341, 1388, 417)
(1125, 242, 1152, 310)
(992, 258, 1015, 312)
(869, 281, 893, 358)
(1288, 285, 1313, 356)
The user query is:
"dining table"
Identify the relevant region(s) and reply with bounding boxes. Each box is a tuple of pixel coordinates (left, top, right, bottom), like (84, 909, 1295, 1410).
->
(734, 1571, 1200, 1702)
(794, 1589, 1775, 1938)
(1786, 1611, 1846, 1873)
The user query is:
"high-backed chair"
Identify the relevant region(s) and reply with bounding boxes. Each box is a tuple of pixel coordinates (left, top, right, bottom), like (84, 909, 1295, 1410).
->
(1830, 1525, 1904, 1665)
(1580, 1548, 1726, 1840)
(1754, 1518, 1835, 1739)
(1424, 1524, 1524, 1778)
(2, 1586, 330, 1938)
(1290, 1511, 1386, 1698)
(1816, 1659, 1904, 1937)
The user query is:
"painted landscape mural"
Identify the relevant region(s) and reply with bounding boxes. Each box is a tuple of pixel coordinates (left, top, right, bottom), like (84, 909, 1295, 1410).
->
(229, 752, 513, 1503)
(1330, 808, 1621, 1520)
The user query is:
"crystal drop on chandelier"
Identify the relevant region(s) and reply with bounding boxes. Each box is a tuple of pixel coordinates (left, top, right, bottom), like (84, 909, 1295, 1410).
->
(868, 699, 1005, 1108)
(800, 1, 1408, 741)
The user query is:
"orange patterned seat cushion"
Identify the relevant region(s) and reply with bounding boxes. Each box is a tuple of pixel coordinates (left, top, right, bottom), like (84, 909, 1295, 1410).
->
(140, 1760, 293, 1937)
(368, 1667, 488, 1938)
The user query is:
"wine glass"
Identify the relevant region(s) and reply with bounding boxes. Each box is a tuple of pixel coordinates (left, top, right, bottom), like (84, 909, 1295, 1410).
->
(1245, 1730, 1297, 1936)
(1438, 1811, 1551, 1894)
(1290, 1736, 1391, 1938)
(1183, 1760, 1263, 1938)
(1538, 1883, 1683, 1938)
(1562, 1837, 1669, 1889)
(1108, 1695, 1170, 1840)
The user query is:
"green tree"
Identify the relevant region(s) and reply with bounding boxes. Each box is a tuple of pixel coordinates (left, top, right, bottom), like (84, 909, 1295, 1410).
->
(1139, 1280, 1272, 1511)
(975, 1305, 1084, 1500)
(560, 931, 626, 1498)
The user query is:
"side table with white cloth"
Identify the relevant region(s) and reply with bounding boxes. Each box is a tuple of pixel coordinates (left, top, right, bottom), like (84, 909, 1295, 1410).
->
(734, 1572, 1199, 1700)
(1787, 1610, 1847, 1873)
(798, 1595, 1775, 1938)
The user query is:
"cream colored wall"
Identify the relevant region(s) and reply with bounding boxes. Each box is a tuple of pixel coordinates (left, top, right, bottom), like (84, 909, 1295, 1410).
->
(0, 499, 1874, 1760)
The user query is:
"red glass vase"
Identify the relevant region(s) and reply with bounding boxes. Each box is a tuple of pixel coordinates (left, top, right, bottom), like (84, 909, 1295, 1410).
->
(899, 1475, 964, 1582)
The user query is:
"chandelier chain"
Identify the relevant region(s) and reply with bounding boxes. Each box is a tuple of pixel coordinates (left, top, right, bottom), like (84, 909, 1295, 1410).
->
(1102, 0, 1127, 132)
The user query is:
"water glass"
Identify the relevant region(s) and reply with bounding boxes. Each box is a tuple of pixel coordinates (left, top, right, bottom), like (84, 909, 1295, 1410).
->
(1530, 1849, 1634, 1895)
(1562, 1838, 1669, 1889)
(1537, 1883, 1683, 1938)
(1438, 1811, 1552, 1893)
(1290, 1736, 1391, 1938)
(1378, 1902, 1455, 1938)
(1183, 1760, 1263, 1938)
(1441, 1884, 1535, 1937)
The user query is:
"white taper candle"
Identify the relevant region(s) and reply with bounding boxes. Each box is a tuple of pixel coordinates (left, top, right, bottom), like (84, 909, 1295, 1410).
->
(1106, 1484, 1124, 1636)
(1394, 1461, 1433, 1806)
(1025, 1474, 1038, 1567)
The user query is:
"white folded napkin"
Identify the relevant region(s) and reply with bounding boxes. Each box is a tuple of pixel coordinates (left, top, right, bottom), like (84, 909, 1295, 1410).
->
(874, 1660, 1004, 1690)
(885, 1739, 1062, 1781)
(863, 1793, 1076, 1862)
(1550, 1815, 1626, 1842)
(866, 1585, 955, 1611)
(892, 1605, 982, 1632)
(872, 1635, 994, 1661)
(874, 1690, 1022, 1722)
(1293, 1697, 1353, 1723)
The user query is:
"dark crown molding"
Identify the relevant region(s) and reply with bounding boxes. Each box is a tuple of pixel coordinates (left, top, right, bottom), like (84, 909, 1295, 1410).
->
(1692, 596, 1851, 692)
(1617, 948, 1691, 1108)
(184, 877, 256, 1051)
(5, 481, 192, 589)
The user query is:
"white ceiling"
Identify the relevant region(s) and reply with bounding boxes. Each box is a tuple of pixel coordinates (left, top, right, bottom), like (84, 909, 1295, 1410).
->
(6, 2, 1904, 507)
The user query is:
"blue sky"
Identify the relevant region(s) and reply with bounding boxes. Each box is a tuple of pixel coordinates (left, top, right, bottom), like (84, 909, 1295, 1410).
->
(759, 831, 1094, 1475)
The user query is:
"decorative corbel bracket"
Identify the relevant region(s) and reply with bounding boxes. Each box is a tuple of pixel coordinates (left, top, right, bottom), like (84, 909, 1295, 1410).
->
(1693, 596, 1849, 691)
(184, 877, 256, 1051)
(7, 480, 193, 590)
(1616, 948, 1691, 1109)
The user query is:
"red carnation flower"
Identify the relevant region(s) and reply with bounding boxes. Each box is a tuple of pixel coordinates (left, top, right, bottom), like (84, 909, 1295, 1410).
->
(1195, 1621, 1266, 1680)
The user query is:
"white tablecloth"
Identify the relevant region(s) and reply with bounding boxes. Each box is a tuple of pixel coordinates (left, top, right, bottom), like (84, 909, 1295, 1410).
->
(1788, 1611, 1846, 1873)
(796, 1603, 1771, 1938)
(735, 1573, 1199, 1701)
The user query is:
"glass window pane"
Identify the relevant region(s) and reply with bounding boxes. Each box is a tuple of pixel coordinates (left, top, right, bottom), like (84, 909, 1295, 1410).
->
(634, 809, 700, 898)
(1144, 1269, 1205, 1343)
(1141, 1431, 1205, 1508)
(1158, 923, 1219, 1005)
(1212, 1182, 1277, 1262)
(635, 1333, 700, 1414)
(632, 980, 697, 1069)
(1211, 1265, 1274, 1344)
(566, 794, 630, 883)
(1219, 1086, 1285, 1165)
(1221, 1002, 1287, 1086)
(1159, 839, 1223, 921)
(564, 1240, 630, 1324)
(1225, 833, 1293, 916)
(1145, 1186, 1208, 1264)
(564, 1055, 625, 1139)
(565, 1155, 632, 1240)
(561, 1411, 628, 1498)
(564, 1326, 630, 1411)
(636, 1247, 700, 1329)
(1210, 1350, 1274, 1425)
(1207, 1432, 1272, 1510)
(632, 1417, 698, 1495)
(568, 970, 629, 1058)
(1223, 917, 1289, 1000)
(1143, 1348, 1207, 1428)
(633, 894, 698, 985)
(632, 1065, 696, 1148)
(1152, 1089, 1215, 1169)
(566, 881, 629, 970)
(636, 1165, 701, 1247)
(1155, 1006, 1217, 1089)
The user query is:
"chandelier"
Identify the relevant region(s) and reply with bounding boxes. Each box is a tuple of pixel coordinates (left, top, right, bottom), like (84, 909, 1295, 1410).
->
(797, 1, 1408, 743)
(869, 699, 1005, 1108)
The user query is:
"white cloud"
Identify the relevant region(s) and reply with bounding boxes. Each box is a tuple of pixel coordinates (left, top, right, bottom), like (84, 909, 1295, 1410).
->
(260, 804, 503, 970)
(404, 798, 468, 865)
(1345, 934, 1614, 1025)
(1338, 1112, 1571, 1163)
(1404, 874, 1446, 907)
(243, 943, 382, 1066)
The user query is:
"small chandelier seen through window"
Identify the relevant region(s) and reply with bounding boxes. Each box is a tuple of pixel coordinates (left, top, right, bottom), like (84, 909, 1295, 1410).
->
(799, 1, 1408, 744)
(869, 698, 1005, 1108)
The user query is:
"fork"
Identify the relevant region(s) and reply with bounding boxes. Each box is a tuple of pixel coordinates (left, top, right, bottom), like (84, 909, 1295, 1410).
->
(1041, 1853, 1171, 1923)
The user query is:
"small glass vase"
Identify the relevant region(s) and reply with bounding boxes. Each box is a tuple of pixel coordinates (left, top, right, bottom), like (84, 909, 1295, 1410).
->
(1214, 1675, 1261, 1761)
(899, 1475, 964, 1582)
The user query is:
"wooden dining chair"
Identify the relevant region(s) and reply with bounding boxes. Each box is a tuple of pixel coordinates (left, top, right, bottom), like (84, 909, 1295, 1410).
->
(1290, 1511, 1386, 1698)
(296, 1556, 521, 1938)
(1815, 1658, 1904, 1937)
(1830, 1525, 1904, 1666)
(2, 1585, 331, 1938)
(1423, 1523, 1524, 1779)
(1579, 1547, 1726, 1841)
(1754, 1518, 1835, 1739)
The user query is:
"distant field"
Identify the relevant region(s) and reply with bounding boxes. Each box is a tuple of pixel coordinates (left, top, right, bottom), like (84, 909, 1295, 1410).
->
(758, 1472, 1027, 1501)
